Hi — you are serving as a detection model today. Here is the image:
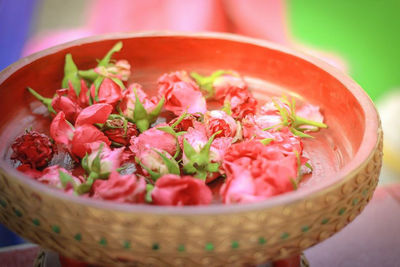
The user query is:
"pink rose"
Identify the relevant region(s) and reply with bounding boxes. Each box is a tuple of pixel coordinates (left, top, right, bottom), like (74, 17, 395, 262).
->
(74, 103, 113, 127)
(51, 94, 81, 123)
(225, 87, 258, 120)
(179, 122, 232, 183)
(94, 60, 131, 81)
(259, 98, 326, 134)
(84, 142, 124, 178)
(190, 70, 246, 101)
(90, 78, 123, 106)
(242, 114, 282, 140)
(151, 174, 212, 206)
(242, 116, 303, 156)
(103, 119, 138, 146)
(180, 122, 232, 165)
(168, 113, 201, 132)
(204, 110, 239, 139)
(70, 125, 111, 158)
(119, 83, 161, 119)
(213, 73, 247, 102)
(158, 71, 207, 115)
(37, 165, 83, 193)
(221, 141, 298, 203)
(50, 109, 112, 158)
(220, 164, 268, 204)
(50, 112, 75, 145)
(179, 121, 208, 154)
(135, 148, 176, 178)
(67, 80, 91, 108)
(267, 127, 304, 157)
(92, 171, 146, 203)
(130, 124, 177, 157)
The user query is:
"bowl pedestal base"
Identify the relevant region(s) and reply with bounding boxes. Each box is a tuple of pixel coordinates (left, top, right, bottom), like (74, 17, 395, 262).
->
(35, 250, 308, 267)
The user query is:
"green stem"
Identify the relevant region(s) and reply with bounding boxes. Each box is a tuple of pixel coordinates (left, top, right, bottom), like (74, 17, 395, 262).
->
(78, 69, 98, 81)
(293, 115, 328, 129)
(27, 87, 56, 114)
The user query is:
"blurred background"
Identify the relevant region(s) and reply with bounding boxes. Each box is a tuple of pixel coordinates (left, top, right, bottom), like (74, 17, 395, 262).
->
(1, 0, 399, 248)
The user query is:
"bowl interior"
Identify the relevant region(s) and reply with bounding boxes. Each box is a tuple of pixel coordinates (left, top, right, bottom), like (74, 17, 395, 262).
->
(0, 33, 377, 211)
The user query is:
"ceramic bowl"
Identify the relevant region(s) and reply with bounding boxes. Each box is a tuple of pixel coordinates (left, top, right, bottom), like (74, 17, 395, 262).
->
(0, 32, 382, 266)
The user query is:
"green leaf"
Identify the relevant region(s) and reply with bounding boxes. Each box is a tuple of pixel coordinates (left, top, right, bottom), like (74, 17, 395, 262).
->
(194, 170, 207, 181)
(183, 162, 197, 174)
(75, 172, 98, 195)
(26, 87, 56, 114)
(206, 162, 220, 173)
(81, 153, 89, 173)
(62, 54, 81, 95)
(93, 76, 105, 102)
(145, 184, 154, 203)
(135, 157, 162, 181)
(154, 150, 180, 175)
(200, 131, 220, 157)
(156, 126, 177, 136)
(222, 100, 232, 116)
(78, 42, 123, 83)
(273, 98, 289, 125)
(260, 138, 273, 145)
(136, 120, 150, 133)
(183, 138, 197, 158)
(305, 162, 313, 171)
(148, 96, 165, 121)
(290, 127, 313, 138)
(91, 144, 104, 174)
(182, 132, 221, 179)
(171, 111, 188, 129)
(110, 77, 125, 90)
(262, 124, 281, 131)
(133, 90, 148, 119)
(58, 170, 76, 189)
(190, 70, 229, 98)
(98, 41, 123, 67)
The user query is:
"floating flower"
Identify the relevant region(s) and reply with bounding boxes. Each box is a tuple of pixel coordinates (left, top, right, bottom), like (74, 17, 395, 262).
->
(90, 78, 123, 107)
(92, 171, 146, 203)
(51, 94, 81, 123)
(191, 70, 246, 101)
(225, 87, 258, 120)
(37, 165, 83, 193)
(50, 110, 111, 158)
(135, 149, 179, 181)
(204, 110, 239, 139)
(150, 174, 212, 206)
(119, 83, 164, 132)
(82, 142, 124, 179)
(103, 118, 138, 146)
(94, 60, 131, 82)
(168, 113, 201, 132)
(158, 71, 207, 115)
(11, 130, 54, 169)
(130, 125, 177, 157)
(221, 140, 298, 203)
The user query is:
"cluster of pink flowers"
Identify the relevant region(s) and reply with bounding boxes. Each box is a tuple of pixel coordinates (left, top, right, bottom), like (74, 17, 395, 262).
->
(11, 42, 327, 206)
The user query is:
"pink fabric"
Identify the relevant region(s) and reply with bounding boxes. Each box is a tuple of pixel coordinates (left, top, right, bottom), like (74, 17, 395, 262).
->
(23, 0, 287, 55)
(88, 0, 228, 33)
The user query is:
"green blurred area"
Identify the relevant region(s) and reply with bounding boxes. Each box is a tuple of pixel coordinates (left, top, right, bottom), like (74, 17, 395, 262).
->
(287, 0, 400, 101)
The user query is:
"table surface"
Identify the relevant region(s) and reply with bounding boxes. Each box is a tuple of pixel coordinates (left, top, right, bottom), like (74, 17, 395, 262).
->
(1, 181, 399, 267)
